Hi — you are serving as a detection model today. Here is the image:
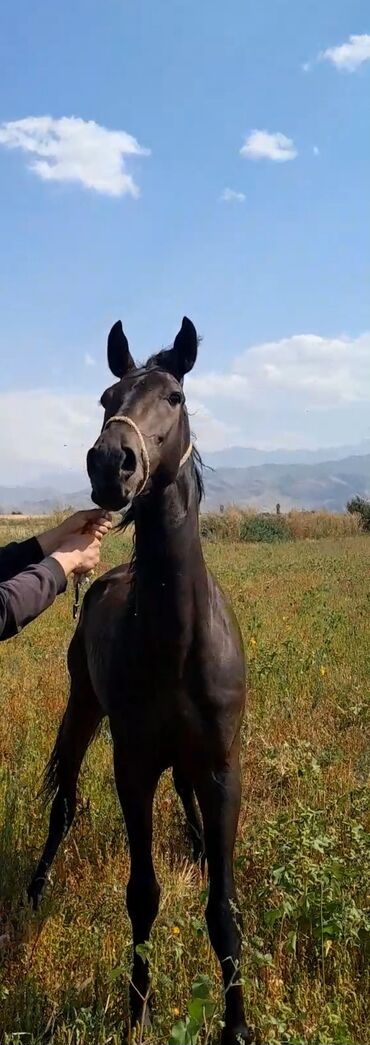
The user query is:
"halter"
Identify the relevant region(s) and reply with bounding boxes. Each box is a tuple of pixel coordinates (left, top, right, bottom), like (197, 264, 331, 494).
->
(104, 414, 193, 495)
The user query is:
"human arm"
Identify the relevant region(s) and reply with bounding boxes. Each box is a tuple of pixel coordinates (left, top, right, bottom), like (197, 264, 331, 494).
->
(0, 557, 67, 640)
(0, 511, 112, 641)
(0, 536, 44, 584)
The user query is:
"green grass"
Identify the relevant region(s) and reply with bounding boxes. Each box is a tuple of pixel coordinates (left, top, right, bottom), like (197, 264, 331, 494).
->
(0, 521, 369, 1044)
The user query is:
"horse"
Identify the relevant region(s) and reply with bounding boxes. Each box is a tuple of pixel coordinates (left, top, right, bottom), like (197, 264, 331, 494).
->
(28, 317, 250, 1044)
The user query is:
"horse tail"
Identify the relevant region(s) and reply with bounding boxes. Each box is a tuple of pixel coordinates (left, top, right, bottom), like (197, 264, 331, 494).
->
(38, 713, 68, 805)
(38, 702, 102, 807)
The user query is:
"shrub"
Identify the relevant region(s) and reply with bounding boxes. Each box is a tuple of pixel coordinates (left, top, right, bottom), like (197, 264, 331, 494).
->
(347, 496, 370, 532)
(240, 513, 290, 543)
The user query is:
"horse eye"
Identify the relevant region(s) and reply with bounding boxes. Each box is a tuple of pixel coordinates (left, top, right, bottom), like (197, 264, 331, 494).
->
(167, 392, 183, 407)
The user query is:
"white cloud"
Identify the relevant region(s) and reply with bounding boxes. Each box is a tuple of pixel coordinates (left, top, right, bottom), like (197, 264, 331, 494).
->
(185, 333, 370, 452)
(1, 335, 369, 484)
(188, 372, 251, 401)
(0, 390, 101, 484)
(187, 333, 370, 408)
(187, 398, 240, 449)
(84, 352, 96, 367)
(313, 145, 320, 156)
(221, 188, 246, 203)
(0, 388, 238, 485)
(0, 116, 150, 196)
(319, 33, 370, 72)
(241, 130, 297, 163)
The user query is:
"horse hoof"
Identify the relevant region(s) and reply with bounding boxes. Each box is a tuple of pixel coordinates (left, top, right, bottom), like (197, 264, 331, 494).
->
(27, 878, 44, 911)
(192, 841, 206, 867)
(123, 1011, 152, 1044)
(124, 997, 152, 1043)
(220, 1025, 255, 1045)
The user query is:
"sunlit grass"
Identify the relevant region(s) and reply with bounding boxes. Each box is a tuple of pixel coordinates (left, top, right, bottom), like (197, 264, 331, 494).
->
(0, 520, 369, 1044)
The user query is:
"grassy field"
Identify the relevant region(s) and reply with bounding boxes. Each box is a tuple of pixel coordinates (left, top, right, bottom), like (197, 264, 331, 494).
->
(0, 518, 369, 1045)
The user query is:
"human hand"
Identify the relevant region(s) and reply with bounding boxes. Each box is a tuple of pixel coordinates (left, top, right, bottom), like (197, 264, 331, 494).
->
(38, 509, 112, 556)
(50, 531, 103, 580)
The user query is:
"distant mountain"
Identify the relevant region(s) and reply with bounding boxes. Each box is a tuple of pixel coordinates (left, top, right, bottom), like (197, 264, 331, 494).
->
(0, 485, 66, 514)
(29, 470, 90, 493)
(203, 454, 370, 512)
(1, 454, 369, 516)
(0, 484, 93, 515)
(203, 440, 370, 469)
(6, 441, 369, 496)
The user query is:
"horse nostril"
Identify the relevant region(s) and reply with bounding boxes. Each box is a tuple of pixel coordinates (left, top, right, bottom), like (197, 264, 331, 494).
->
(87, 447, 100, 474)
(121, 446, 136, 477)
(87, 445, 125, 480)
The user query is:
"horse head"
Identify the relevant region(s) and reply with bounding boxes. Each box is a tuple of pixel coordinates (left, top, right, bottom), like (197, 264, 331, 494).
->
(87, 317, 198, 511)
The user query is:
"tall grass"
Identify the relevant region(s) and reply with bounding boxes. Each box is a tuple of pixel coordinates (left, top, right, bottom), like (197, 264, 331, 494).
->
(199, 506, 250, 541)
(0, 519, 369, 1044)
(288, 509, 361, 539)
(200, 507, 361, 542)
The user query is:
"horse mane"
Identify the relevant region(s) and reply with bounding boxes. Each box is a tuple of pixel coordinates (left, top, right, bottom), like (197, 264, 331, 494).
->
(191, 443, 205, 503)
(146, 334, 203, 372)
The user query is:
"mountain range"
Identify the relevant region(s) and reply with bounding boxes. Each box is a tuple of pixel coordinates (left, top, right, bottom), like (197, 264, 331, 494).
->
(202, 440, 370, 469)
(0, 444, 369, 515)
(202, 454, 370, 512)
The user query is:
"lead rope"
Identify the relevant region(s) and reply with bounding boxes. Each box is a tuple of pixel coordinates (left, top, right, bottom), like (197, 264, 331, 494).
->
(72, 569, 98, 620)
(72, 576, 80, 620)
(71, 417, 193, 619)
(72, 514, 99, 619)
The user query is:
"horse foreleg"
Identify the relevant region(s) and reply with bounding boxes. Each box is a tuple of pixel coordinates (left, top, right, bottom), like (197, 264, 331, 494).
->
(113, 747, 160, 1040)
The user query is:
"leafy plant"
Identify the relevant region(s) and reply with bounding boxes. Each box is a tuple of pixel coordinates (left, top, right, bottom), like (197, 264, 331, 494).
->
(168, 975, 215, 1044)
(347, 496, 370, 532)
(240, 514, 291, 543)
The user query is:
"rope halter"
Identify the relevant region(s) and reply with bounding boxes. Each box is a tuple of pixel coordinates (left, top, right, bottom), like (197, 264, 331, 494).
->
(104, 414, 193, 495)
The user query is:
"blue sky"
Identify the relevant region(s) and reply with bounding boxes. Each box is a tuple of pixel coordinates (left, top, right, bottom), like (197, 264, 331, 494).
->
(0, 0, 369, 483)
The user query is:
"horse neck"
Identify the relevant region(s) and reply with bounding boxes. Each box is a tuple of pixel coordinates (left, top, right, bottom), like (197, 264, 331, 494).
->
(133, 460, 207, 615)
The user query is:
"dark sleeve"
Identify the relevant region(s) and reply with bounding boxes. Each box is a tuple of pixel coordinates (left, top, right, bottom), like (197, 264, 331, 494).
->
(0, 536, 43, 583)
(0, 558, 67, 641)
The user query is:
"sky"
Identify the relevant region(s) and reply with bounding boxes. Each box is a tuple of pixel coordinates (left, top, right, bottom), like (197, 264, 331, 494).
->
(0, 0, 369, 484)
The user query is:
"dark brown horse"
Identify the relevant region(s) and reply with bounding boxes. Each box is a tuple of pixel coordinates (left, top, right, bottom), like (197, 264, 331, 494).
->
(28, 318, 250, 1044)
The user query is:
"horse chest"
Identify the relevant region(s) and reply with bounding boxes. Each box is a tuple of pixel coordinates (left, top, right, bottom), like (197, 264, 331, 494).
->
(98, 658, 230, 768)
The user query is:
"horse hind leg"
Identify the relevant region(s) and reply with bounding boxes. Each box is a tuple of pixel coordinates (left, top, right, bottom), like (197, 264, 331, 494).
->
(195, 757, 252, 1045)
(27, 677, 102, 909)
(173, 769, 205, 864)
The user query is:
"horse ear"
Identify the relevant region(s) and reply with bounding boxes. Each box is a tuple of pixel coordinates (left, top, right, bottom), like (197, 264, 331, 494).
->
(152, 317, 198, 382)
(107, 321, 135, 378)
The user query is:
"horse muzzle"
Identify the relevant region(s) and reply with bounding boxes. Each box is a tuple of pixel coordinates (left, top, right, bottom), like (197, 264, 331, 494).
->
(86, 444, 141, 511)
